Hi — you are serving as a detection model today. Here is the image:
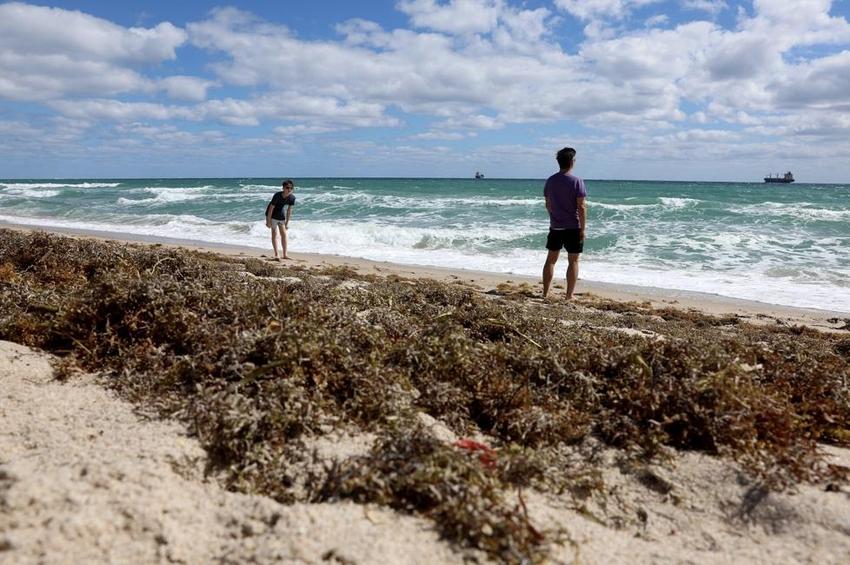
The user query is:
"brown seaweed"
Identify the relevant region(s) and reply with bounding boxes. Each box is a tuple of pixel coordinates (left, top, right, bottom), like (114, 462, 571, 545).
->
(1, 228, 849, 561)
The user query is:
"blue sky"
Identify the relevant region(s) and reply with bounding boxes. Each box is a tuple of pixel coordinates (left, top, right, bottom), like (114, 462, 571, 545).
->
(1, 0, 849, 181)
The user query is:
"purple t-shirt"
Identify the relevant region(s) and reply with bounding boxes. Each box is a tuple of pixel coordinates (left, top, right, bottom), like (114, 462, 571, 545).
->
(543, 173, 587, 229)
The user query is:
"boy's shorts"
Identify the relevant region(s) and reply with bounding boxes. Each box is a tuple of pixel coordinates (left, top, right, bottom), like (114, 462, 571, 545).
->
(545, 228, 583, 253)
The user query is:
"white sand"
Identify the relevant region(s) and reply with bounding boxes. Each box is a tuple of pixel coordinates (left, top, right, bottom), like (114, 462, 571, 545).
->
(0, 341, 462, 564)
(2, 340, 849, 564)
(523, 444, 850, 564)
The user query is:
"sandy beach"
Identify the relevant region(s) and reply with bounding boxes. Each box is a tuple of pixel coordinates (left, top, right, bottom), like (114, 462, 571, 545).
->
(3, 339, 849, 564)
(2, 224, 849, 563)
(4, 1, 850, 562)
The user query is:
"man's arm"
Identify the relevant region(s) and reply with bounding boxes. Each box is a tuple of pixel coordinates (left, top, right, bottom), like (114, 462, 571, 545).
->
(545, 195, 552, 214)
(577, 197, 586, 241)
(285, 204, 292, 227)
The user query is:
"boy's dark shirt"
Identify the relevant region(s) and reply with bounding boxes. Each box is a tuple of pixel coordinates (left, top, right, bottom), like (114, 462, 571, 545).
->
(268, 192, 295, 221)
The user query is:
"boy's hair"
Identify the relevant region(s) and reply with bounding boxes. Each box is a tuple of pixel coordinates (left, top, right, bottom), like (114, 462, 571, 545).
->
(556, 147, 576, 170)
(282, 179, 294, 189)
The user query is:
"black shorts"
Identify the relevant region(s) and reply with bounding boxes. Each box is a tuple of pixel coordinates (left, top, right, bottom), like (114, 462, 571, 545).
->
(546, 229, 583, 253)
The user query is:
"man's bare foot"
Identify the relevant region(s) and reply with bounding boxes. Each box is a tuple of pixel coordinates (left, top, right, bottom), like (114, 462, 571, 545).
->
(281, 255, 291, 260)
(543, 294, 559, 303)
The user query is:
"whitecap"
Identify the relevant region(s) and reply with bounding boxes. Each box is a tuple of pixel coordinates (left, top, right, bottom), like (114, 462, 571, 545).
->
(737, 202, 850, 221)
(0, 181, 121, 190)
(117, 192, 204, 205)
(1, 187, 61, 198)
(659, 197, 701, 208)
(589, 201, 656, 211)
(238, 183, 279, 191)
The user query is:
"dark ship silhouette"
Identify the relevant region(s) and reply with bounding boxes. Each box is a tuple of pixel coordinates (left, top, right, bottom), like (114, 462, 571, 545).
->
(764, 171, 794, 183)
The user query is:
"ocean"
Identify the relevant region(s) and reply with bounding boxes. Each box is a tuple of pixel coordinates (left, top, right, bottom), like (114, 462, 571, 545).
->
(1, 177, 849, 312)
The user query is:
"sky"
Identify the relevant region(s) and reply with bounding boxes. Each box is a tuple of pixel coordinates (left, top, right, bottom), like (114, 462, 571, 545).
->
(1, 0, 849, 182)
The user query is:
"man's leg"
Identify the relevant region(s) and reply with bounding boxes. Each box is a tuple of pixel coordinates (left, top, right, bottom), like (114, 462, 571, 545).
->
(566, 253, 580, 299)
(271, 223, 279, 258)
(278, 224, 289, 259)
(542, 249, 560, 298)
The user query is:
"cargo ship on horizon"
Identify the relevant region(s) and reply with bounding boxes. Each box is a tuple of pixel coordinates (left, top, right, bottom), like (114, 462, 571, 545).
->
(764, 171, 794, 183)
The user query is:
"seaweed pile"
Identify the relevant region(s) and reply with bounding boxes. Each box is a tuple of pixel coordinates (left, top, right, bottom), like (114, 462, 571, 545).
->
(1, 229, 848, 562)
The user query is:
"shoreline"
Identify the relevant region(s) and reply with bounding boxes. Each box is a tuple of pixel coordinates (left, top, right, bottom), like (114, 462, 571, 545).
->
(3, 220, 847, 331)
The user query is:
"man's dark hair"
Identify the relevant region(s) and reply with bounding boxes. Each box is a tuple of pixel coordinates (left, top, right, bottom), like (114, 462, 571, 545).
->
(556, 147, 576, 170)
(282, 179, 294, 188)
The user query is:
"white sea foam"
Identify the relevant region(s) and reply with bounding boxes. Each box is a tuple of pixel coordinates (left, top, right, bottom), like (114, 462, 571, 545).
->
(118, 194, 203, 205)
(142, 185, 214, 193)
(302, 190, 540, 209)
(588, 201, 656, 211)
(1, 188, 61, 198)
(736, 202, 850, 221)
(0, 182, 121, 189)
(659, 197, 701, 208)
(238, 183, 278, 191)
(796, 207, 850, 221)
(590, 198, 701, 212)
(114, 186, 216, 205)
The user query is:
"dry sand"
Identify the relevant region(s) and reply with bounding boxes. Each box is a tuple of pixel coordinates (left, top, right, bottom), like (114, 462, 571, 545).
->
(0, 341, 463, 564)
(2, 339, 849, 564)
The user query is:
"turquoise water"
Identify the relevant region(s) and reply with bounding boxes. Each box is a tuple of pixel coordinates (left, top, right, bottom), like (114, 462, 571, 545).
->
(1, 177, 849, 312)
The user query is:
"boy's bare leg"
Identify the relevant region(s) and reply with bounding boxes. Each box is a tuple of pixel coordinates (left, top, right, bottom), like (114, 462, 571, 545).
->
(279, 224, 290, 259)
(270, 225, 279, 259)
(542, 249, 560, 298)
(566, 253, 580, 299)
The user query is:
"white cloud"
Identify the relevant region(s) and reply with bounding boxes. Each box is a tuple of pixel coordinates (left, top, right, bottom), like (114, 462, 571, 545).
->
(0, 120, 42, 137)
(682, 0, 728, 16)
(48, 99, 198, 122)
(554, 0, 662, 21)
(49, 94, 400, 129)
(114, 122, 229, 146)
(433, 114, 502, 130)
(409, 131, 469, 140)
(397, 0, 502, 35)
(644, 14, 669, 27)
(745, 110, 850, 139)
(4, 1, 850, 179)
(0, 52, 154, 102)
(274, 124, 341, 136)
(772, 50, 850, 108)
(185, 6, 695, 131)
(579, 21, 716, 82)
(0, 2, 185, 63)
(745, 0, 850, 48)
(0, 2, 186, 101)
(705, 35, 779, 80)
(159, 76, 215, 102)
(0, 115, 92, 158)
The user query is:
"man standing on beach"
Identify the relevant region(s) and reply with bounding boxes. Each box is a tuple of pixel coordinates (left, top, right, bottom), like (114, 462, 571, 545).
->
(265, 179, 296, 261)
(543, 147, 587, 301)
